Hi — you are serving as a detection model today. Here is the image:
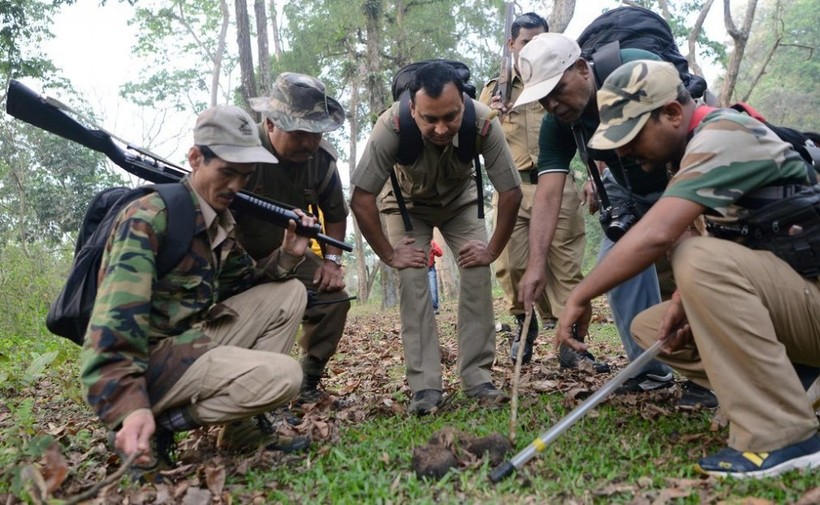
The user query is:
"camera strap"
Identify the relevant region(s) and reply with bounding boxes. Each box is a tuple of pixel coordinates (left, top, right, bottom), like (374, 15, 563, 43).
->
(571, 124, 611, 209)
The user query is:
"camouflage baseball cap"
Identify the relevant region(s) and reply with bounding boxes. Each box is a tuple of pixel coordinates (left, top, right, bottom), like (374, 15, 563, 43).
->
(250, 72, 345, 133)
(588, 60, 686, 150)
(194, 105, 278, 164)
(513, 33, 582, 108)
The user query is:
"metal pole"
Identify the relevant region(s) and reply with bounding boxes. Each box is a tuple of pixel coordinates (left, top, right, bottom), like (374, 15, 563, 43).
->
(489, 340, 664, 483)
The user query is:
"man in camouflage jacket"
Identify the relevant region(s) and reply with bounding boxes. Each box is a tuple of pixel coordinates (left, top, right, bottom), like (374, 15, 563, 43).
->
(556, 60, 820, 478)
(81, 105, 314, 468)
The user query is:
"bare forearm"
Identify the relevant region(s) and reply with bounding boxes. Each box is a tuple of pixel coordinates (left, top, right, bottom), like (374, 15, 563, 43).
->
(526, 173, 566, 271)
(323, 220, 347, 257)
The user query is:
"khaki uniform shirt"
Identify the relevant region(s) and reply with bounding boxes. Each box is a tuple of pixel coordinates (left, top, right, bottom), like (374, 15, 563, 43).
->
(351, 99, 520, 210)
(479, 71, 545, 181)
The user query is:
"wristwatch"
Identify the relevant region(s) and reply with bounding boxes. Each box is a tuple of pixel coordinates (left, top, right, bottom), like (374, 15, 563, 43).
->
(325, 254, 343, 266)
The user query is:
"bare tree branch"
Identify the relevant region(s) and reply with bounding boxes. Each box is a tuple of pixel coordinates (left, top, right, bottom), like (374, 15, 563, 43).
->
(719, 0, 759, 105)
(687, 0, 716, 77)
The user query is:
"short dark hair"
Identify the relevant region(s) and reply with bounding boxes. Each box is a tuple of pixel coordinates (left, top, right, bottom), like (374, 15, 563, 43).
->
(511, 12, 549, 40)
(649, 88, 694, 121)
(408, 61, 465, 102)
(196, 145, 219, 163)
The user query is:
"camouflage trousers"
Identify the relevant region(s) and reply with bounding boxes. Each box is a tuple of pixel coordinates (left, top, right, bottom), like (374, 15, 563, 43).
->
(152, 280, 306, 424)
(632, 237, 820, 452)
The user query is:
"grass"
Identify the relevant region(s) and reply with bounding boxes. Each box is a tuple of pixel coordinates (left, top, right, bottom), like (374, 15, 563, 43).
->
(0, 294, 818, 503)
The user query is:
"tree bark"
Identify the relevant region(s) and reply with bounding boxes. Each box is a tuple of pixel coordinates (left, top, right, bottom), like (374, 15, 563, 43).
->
(719, 0, 759, 105)
(686, 0, 716, 78)
(254, 0, 272, 94)
(213, 0, 230, 107)
(235, 0, 258, 112)
(269, 0, 283, 61)
(549, 0, 576, 34)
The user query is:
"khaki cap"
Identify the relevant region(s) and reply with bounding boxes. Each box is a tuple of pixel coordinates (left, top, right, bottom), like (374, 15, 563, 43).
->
(513, 33, 582, 108)
(193, 105, 278, 163)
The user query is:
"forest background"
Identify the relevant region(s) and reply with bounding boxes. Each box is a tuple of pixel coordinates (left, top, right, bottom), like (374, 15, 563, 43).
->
(0, 0, 818, 503)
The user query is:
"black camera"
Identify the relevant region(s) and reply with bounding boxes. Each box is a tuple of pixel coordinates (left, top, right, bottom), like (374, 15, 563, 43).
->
(599, 199, 650, 242)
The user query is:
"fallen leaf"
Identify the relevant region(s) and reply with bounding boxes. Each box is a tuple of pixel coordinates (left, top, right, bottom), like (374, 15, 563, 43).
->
(41, 443, 68, 493)
(204, 465, 226, 497)
(530, 380, 559, 392)
(182, 487, 212, 505)
(795, 487, 820, 505)
(19, 465, 47, 504)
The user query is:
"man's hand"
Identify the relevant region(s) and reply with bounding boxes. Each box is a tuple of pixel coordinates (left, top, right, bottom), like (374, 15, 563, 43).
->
(518, 267, 547, 315)
(658, 294, 692, 354)
(489, 92, 511, 116)
(581, 179, 599, 215)
(282, 209, 317, 258)
(457, 240, 495, 268)
(115, 409, 155, 467)
(554, 298, 593, 353)
(388, 237, 426, 269)
(314, 261, 345, 292)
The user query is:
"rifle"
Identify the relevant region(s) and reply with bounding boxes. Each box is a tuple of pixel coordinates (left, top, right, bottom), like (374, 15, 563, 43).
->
(496, 2, 516, 112)
(4, 79, 353, 252)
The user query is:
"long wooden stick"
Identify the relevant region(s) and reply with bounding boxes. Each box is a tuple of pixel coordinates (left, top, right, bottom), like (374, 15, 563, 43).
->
(509, 310, 534, 443)
(62, 450, 142, 505)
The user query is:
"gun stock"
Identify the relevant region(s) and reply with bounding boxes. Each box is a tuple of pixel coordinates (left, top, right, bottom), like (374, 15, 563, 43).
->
(5, 80, 352, 252)
(497, 2, 516, 110)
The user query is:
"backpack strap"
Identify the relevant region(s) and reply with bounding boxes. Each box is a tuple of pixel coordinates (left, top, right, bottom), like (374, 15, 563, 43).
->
(589, 40, 622, 87)
(153, 183, 196, 278)
(395, 91, 423, 166)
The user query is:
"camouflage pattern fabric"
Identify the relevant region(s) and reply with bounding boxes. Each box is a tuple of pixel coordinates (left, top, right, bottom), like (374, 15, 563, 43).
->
(250, 72, 345, 133)
(664, 109, 811, 222)
(81, 178, 296, 429)
(589, 60, 686, 150)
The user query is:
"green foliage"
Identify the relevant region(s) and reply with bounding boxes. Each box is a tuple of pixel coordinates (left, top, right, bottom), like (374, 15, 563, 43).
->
(738, 0, 820, 129)
(0, 116, 126, 244)
(122, 0, 233, 112)
(0, 0, 74, 87)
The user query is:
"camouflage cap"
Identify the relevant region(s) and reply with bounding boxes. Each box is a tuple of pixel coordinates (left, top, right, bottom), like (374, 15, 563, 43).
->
(588, 60, 686, 150)
(194, 105, 278, 164)
(250, 72, 345, 133)
(513, 33, 582, 108)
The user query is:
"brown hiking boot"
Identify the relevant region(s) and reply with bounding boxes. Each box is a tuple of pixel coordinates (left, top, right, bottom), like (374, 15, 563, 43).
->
(217, 415, 310, 454)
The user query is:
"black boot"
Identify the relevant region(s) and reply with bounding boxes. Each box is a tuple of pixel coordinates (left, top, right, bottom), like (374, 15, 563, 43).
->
(509, 314, 539, 365)
(298, 372, 324, 404)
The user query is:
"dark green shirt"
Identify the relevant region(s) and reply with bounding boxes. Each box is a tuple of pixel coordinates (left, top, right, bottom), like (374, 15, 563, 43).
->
(536, 48, 668, 195)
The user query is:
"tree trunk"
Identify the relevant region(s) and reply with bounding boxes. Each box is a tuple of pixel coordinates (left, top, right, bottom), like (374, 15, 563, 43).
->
(348, 68, 372, 304)
(269, 0, 283, 61)
(719, 0, 759, 105)
(549, 0, 576, 34)
(686, 0, 716, 78)
(363, 0, 390, 116)
(254, 0, 272, 94)
(212, 0, 230, 107)
(235, 0, 258, 112)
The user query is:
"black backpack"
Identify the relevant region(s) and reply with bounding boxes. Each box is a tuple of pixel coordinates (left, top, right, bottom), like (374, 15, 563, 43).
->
(577, 6, 708, 99)
(46, 183, 195, 344)
(388, 59, 489, 229)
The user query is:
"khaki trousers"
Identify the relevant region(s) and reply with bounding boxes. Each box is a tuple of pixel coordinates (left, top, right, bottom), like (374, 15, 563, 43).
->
(493, 176, 585, 319)
(152, 280, 306, 424)
(293, 250, 351, 372)
(632, 237, 820, 451)
(385, 201, 496, 393)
